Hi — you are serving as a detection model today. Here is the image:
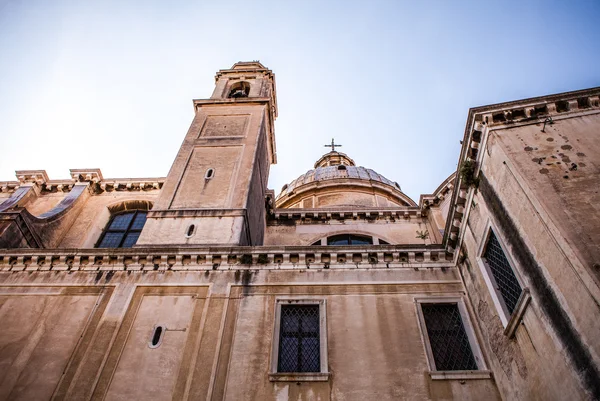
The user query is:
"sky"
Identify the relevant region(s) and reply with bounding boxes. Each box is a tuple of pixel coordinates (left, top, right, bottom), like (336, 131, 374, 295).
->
(0, 0, 599, 202)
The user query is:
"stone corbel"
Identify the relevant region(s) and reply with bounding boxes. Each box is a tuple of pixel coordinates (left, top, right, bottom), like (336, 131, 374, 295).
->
(69, 168, 103, 183)
(15, 170, 49, 190)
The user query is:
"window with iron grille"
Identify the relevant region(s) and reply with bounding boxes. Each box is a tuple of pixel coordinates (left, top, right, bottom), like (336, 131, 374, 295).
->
(277, 305, 321, 373)
(421, 303, 478, 371)
(483, 230, 522, 314)
(96, 210, 147, 248)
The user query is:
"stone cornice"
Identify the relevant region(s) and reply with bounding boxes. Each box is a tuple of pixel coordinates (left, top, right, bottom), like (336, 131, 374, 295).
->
(2, 173, 166, 195)
(270, 206, 423, 222)
(148, 208, 246, 219)
(419, 172, 456, 209)
(193, 97, 273, 109)
(467, 86, 600, 121)
(0, 244, 454, 272)
(15, 170, 49, 185)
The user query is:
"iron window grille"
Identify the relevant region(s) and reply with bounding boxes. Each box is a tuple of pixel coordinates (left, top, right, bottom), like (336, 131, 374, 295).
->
(277, 305, 320, 373)
(421, 303, 478, 371)
(96, 210, 147, 248)
(483, 230, 522, 314)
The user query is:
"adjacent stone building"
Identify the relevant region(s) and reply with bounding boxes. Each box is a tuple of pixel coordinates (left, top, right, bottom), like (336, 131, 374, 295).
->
(0, 62, 599, 401)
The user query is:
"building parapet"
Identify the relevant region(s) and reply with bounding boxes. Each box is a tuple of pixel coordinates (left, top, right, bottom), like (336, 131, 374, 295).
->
(1, 173, 166, 195)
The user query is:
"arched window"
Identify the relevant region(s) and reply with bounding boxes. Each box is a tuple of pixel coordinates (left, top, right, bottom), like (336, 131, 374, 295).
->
(228, 81, 250, 98)
(96, 210, 147, 248)
(327, 234, 373, 245)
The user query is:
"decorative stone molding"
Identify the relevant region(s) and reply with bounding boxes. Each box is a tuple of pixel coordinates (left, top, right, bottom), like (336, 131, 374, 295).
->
(98, 179, 164, 192)
(15, 170, 49, 185)
(69, 168, 103, 183)
(481, 92, 600, 128)
(31, 177, 165, 194)
(0, 182, 19, 193)
(271, 207, 421, 222)
(0, 245, 454, 272)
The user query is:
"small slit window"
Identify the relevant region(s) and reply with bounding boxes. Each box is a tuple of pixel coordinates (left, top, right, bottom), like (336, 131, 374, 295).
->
(149, 325, 164, 348)
(205, 168, 215, 179)
(186, 224, 196, 238)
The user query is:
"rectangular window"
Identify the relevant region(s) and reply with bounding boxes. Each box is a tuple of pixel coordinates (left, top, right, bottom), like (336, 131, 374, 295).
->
(415, 297, 490, 380)
(482, 230, 522, 314)
(277, 305, 320, 373)
(270, 299, 329, 382)
(421, 303, 478, 371)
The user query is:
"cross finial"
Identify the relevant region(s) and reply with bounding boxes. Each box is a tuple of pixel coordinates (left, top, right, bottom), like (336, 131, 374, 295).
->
(324, 138, 342, 152)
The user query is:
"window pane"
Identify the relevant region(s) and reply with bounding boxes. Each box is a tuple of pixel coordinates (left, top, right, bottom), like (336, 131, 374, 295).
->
(98, 232, 124, 248)
(278, 305, 320, 373)
(327, 235, 350, 245)
(484, 231, 522, 314)
(97, 210, 147, 248)
(109, 213, 135, 230)
(281, 312, 300, 333)
(130, 212, 147, 230)
(422, 303, 477, 371)
(301, 312, 319, 334)
(326, 234, 373, 245)
(349, 235, 373, 245)
(301, 337, 321, 372)
(278, 337, 299, 372)
(122, 232, 140, 248)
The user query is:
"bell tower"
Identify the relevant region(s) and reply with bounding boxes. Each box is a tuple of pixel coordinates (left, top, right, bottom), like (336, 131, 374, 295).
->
(137, 62, 277, 246)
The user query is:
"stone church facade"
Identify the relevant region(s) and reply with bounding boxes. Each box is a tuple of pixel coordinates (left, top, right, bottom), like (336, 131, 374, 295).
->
(0, 62, 599, 400)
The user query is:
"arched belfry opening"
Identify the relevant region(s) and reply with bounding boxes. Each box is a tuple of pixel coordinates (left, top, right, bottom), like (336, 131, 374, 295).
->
(228, 81, 251, 98)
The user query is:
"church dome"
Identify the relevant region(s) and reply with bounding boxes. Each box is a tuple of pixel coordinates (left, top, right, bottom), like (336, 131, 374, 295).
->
(275, 151, 416, 208)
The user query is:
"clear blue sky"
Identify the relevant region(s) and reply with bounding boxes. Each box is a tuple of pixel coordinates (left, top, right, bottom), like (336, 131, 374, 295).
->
(1, 0, 599, 201)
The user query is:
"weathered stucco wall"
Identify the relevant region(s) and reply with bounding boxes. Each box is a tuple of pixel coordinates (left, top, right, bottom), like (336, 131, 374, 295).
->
(0, 264, 500, 401)
(265, 218, 436, 246)
(459, 112, 600, 400)
(60, 191, 159, 248)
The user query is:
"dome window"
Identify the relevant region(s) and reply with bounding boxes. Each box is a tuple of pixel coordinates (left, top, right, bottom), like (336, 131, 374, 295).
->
(337, 165, 347, 171)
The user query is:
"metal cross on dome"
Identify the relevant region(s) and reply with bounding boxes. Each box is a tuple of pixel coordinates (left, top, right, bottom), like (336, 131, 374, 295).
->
(324, 138, 342, 152)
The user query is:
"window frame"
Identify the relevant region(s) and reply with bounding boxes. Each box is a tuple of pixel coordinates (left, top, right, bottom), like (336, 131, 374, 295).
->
(477, 222, 531, 337)
(311, 234, 390, 246)
(269, 298, 329, 382)
(415, 297, 491, 380)
(95, 210, 147, 248)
